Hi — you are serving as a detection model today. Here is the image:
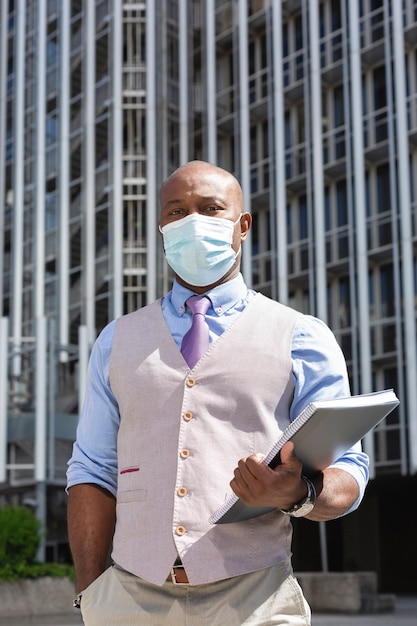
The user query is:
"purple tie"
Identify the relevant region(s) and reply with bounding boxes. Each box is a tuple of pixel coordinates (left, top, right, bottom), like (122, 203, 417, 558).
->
(181, 296, 211, 368)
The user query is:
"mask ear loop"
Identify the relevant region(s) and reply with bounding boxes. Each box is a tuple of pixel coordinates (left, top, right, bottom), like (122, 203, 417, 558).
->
(159, 213, 243, 235)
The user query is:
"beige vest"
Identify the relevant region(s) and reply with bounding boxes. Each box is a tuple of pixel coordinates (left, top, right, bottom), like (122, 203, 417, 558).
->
(109, 293, 302, 586)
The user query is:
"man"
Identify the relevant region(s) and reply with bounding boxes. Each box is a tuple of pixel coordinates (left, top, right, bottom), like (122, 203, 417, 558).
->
(67, 160, 369, 626)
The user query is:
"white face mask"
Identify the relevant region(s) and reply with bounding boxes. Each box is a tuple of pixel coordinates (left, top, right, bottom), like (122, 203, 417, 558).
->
(159, 213, 241, 287)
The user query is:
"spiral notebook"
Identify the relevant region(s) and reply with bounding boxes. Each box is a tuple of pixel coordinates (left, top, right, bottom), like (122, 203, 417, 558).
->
(209, 389, 399, 525)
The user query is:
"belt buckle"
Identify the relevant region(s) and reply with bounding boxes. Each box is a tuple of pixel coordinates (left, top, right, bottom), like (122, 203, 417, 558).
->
(170, 564, 188, 585)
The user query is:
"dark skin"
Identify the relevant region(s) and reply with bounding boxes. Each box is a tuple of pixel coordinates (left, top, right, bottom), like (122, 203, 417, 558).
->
(158, 160, 251, 293)
(67, 484, 116, 593)
(68, 160, 359, 594)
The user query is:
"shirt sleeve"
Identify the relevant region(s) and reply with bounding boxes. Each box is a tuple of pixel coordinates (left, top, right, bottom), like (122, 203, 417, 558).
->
(291, 315, 369, 514)
(66, 321, 119, 497)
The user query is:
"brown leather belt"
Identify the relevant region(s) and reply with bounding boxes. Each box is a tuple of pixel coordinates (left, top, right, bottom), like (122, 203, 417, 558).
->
(166, 560, 189, 585)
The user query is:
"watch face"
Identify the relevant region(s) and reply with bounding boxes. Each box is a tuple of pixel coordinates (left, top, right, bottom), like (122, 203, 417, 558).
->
(288, 500, 315, 518)
(282, 476, 316, 517)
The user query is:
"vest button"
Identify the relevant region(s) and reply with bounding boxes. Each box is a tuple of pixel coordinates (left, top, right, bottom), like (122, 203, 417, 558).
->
(180, 449, 190, 459)
(177, 487, 187, 497)
(186, 377, 196, 387)
(183, 411, 193, 421)
(176, 525, 186, 536)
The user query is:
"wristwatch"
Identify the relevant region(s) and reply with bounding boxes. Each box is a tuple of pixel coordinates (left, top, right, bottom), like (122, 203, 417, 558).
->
(73, 592, 83, 609)
(281, 475, 316, 518)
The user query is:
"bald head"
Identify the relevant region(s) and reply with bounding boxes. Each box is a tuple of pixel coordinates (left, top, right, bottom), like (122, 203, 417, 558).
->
(158, 160, 251, 292)
(160, 161, 244, 215)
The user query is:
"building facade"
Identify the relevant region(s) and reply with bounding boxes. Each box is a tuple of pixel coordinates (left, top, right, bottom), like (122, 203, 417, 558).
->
(1, 0, 416, 591)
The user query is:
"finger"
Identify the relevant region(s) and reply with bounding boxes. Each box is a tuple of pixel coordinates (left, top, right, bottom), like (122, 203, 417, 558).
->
(233, 460, 258, 491)
(242, 453, 269, 480)
(230, 454, 263, 494)
(230, 470, 249, 497)
(230, 459, 251, 493)
(279, 441, 302, 469)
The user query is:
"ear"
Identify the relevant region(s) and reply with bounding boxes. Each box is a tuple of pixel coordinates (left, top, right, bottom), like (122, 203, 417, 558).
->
(240, 213, 252, 242)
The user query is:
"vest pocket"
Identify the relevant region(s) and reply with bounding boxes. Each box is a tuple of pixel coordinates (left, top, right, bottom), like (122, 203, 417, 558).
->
(117, 489, 147, 503)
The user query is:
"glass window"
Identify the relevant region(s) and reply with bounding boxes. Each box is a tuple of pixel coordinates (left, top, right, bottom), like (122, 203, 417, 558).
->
(334, 85, 344, 126)
(319, 3, 325, 38)
(46, 115, 58, 146)
(262, 120, 269, 159)
(45, 194, 57, 230)
(365, 171, 371, 217)
(286, 204, 293, 244)
(324, 186, 331, 230)
(331, 0, 342, 30)
(336, 180, 348, 226)
(299, 195, 308, 239)
(283, 23, 289, 57)
(368, 269, 374, 310)
(260, 33, 267, 69)
(376, 164, 390, 213)
(250, 125, 257, 163)
(284, 110, 291, 149)
(249, 41, 256, 75)
(296, 103, 305, 143)
(339, 277, 351, 327)
(380, 264, 395, 317)
(47, 38, 58, 66)
(295, 15, 303, 50)
(373, 65, 387, 109)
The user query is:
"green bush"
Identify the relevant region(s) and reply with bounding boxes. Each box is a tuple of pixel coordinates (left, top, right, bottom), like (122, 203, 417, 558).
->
(0, 505, 74, 582)
(0, 505, 40, 568)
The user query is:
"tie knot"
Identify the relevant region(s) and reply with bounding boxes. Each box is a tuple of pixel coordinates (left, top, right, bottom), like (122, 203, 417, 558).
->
(186, 295, 211, 317)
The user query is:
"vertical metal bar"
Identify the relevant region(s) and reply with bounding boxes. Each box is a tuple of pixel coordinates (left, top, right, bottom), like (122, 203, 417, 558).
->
(0, 318, 9, 483)
(308, 0, 326, 321)
(35, 317, 47, 482)
(308, 0, 329, 572)
(35, 316, 47, 562)
(84, 0, 96, 342)
(301, 0, 314, 312)
(59, 0, 70, 361)
(36, 481, 47, 562)
(0, 0, 8, 312)
(179, 0, 188, 164)
(348, 0, 373, 471)
(48, 318, 56, 480)
(319, 517, 329, 573)
(34, 17, 48, 558)
(206, 0, 217, 163)
(392, 0, 417, 474)
(35, 0, 46, 318)
(11, 0, 26, 376)
(238, 0, 252, 287)
(112, 0, 123, 319)
(341, 0, 359, 394)
(271, 1, 288, 305)
(146, 1, 157, 303)
(78, 325, 89, 415)
(382, 0, 407, 475)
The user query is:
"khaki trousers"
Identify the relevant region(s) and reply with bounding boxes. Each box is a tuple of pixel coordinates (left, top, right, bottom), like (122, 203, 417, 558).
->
(80, 559, 311, 626)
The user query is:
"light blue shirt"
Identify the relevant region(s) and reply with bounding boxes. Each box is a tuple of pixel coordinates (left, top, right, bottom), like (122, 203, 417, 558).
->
(67, 274, 369, 511)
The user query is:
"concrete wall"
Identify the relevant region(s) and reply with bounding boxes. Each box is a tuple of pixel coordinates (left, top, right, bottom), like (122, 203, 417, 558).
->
(0, 572, 395, 618)
(0, 577, 78, 619)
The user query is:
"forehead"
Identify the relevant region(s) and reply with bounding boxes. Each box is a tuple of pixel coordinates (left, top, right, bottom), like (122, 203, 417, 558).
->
(160, 168, 236, 204)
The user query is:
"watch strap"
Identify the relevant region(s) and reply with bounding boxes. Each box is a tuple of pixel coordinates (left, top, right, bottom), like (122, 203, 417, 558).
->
(281, 475, 316, 518)
(73, 592, 83, 609)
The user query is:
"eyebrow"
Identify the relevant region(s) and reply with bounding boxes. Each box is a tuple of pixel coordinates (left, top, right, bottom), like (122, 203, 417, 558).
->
(163, 196, 226, 207)
(164, 199, 183, 206)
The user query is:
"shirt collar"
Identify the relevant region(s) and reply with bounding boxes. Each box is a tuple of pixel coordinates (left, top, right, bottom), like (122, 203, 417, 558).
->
(169, 274, 248, 317)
